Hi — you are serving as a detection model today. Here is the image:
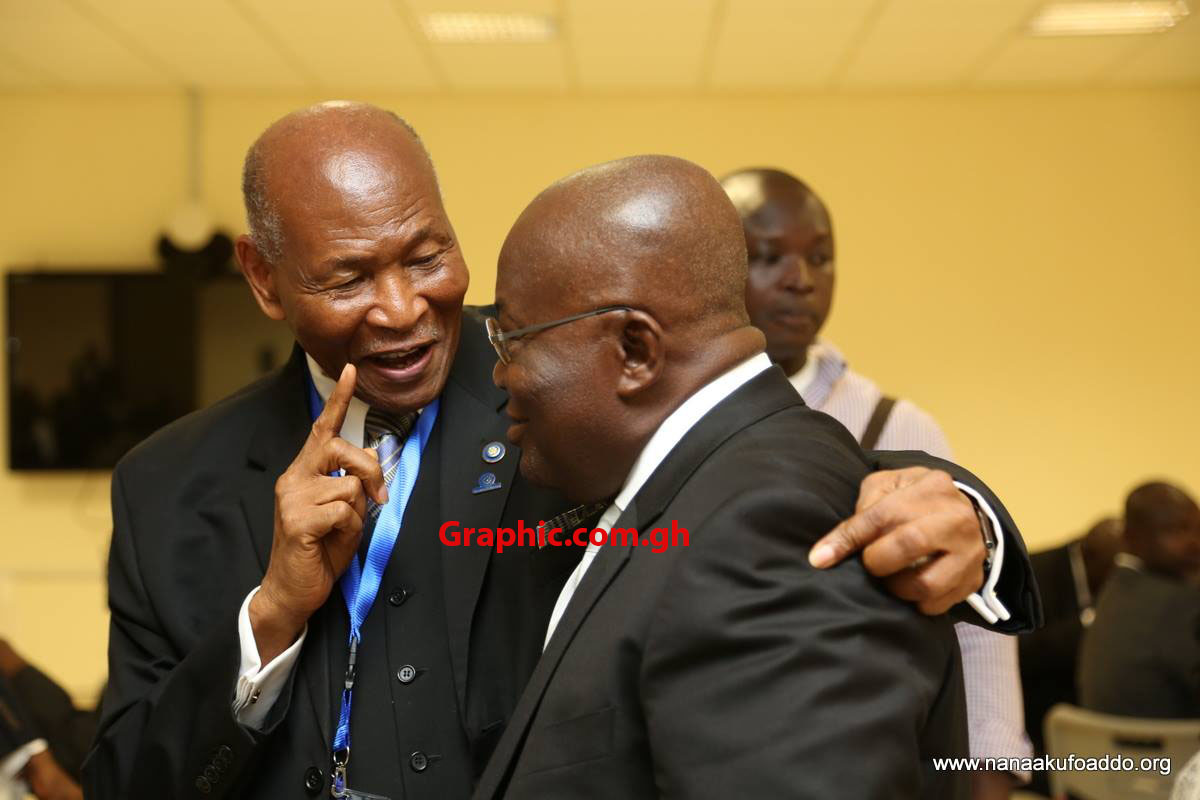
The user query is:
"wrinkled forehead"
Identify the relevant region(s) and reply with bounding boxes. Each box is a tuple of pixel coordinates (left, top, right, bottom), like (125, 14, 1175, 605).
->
(273, 145, 443, 251)
(319, 148, 399, 199)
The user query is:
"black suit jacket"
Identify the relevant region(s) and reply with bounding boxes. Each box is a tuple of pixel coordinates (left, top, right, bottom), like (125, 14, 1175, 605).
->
(84, 311, 581, 799)
(1079, 564, 1200, 719)
(7, 665, 99, 780)
(1020, 544, 1085, 754)
(84, 308, 1038, 800)
(0, 674, 37, 762)
(474, 367, 970, 800)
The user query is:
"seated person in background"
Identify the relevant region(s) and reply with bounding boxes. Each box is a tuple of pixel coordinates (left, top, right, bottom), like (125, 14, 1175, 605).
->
(474, 155, 970, 799)
(0, 638, 99, 782)
(1019, 518, 1120, 793)
(1080, 481, 1200, 718)
(721, 167, 1032, 799)
(0, 672, 81, 800)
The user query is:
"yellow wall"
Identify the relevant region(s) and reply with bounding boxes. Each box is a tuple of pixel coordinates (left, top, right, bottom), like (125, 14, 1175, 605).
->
(2, 87, 1198, 699)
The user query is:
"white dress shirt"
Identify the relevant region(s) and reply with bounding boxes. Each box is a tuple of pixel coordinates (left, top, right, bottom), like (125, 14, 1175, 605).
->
(231, 355, 372, 729)
(544, 353, 773, 647)
(0, 737, 46, 786)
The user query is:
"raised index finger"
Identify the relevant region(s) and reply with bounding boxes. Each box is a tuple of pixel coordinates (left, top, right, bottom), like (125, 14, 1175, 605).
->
(310, 363, 357, 441)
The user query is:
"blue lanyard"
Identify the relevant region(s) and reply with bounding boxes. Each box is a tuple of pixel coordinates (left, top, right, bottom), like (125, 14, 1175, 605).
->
(306, 375, 440, 797)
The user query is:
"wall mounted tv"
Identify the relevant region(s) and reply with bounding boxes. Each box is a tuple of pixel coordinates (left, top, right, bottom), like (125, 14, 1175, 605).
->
(6, 271, 295, 470)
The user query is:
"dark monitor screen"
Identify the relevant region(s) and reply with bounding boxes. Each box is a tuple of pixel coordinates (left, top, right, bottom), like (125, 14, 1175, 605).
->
(6, 272, 295, 470)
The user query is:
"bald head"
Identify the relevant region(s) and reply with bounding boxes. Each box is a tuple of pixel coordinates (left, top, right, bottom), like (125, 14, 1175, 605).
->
(502, 155, 751, 330)
(234, 101, 468, 416)
(492, 155, 765, 503)
(1124, 481, 1200, 581)
(721, 168, 831, 235)
(717, 167, 835, 375)
(242, 101, 435, 264)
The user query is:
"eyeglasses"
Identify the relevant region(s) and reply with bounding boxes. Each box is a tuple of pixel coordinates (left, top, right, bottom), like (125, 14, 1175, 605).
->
(486, 305, 633, 364)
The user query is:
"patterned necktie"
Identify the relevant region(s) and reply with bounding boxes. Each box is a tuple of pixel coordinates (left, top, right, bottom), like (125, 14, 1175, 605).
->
(363, 408, 418, 532)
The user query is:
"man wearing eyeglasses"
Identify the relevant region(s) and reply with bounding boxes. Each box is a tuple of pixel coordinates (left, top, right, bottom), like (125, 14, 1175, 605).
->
(476, 154, 977, 799)
(85, 103, 1038, 800)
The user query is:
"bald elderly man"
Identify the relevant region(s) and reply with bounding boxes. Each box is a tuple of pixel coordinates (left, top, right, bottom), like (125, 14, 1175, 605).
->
(475, 155, 969, 799)
(85, 103, 1038, 799)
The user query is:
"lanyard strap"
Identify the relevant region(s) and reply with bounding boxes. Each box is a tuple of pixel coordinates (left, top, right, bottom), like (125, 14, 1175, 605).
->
(306, 373, 439, 797)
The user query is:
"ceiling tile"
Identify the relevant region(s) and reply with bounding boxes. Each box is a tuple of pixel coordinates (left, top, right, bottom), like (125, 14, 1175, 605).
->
(0, 0, 168, 87)
(839, 0, 1044, 87)
(566, 0, 718, 89)
(405, 0, 566, 89)
(975, 29, 1149, 85)
(1105, 16, 1200, 84)
(710, 0, 878, 89)
(71, 0, 308, 88)
(425, 42, 568, 88)
(242, 0, 438, 89)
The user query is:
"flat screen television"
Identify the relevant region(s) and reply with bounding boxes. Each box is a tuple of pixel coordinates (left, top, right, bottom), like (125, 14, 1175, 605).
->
(6, 271, 295, 470)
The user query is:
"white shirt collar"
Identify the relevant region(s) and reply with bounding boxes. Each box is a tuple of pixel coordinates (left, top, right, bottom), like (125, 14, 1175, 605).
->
(542, 351, 773, 651)
(610, 352, 772, 514)
(305, 353, 370, 449)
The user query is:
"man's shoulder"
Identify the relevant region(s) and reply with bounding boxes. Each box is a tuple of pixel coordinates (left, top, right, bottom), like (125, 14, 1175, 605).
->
(1126, 568, 1200, 614)
(116, 362, 294, 481)
(678, 403, 869, 534)
(1095, 568, 1200, 634)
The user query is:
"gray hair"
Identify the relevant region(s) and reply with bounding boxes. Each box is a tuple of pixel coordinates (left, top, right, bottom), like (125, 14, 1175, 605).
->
(240, 105, 434, 264)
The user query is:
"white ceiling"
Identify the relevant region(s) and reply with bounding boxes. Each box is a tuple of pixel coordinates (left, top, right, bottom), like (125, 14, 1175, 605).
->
(0, 0, 1196, 91)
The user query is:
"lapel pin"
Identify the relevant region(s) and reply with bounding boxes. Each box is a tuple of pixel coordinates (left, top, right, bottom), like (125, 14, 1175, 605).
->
(482, 441, 506, 463)
(472, 471, 503, 495)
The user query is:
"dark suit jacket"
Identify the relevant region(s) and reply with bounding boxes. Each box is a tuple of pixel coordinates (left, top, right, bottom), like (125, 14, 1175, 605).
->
(7, 665, 99, 780)
(84, 311, 581, 799)
(1079, 564, 1200, 719)
(1020, 544, 1085, 752)
(84, 308, 1038, 800)
(0, 674, 36, 761)
(474, 367, 970, 800)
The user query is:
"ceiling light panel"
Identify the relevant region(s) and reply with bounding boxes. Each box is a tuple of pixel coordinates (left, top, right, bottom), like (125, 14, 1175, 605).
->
(421, 12, 557, 42)
(1029, 1, 1190, 36)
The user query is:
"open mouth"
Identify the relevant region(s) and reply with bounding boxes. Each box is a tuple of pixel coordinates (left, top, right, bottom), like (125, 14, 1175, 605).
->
(363, 343, 435, 382)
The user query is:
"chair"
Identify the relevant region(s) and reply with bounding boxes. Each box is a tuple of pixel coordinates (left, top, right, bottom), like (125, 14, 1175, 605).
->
(1172, 751, 1200, 800)
(1044, 704, 1200, 799)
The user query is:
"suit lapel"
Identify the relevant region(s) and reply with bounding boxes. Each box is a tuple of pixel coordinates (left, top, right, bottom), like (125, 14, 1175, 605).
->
(474, 512, 635, 799)
(237, 313, 527, 749)
(439, 311, 525, 719)
(240, 344, 332, 745)
(475, 366, 806, 798)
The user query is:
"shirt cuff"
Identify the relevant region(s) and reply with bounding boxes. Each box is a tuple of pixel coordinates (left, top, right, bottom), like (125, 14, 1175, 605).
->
(234, 585, 306, 730)
(953, 481, 1011, 625)
(0, 738, 46, 781)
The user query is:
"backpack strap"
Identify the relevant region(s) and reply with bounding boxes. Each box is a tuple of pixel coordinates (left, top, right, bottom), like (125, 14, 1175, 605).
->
(859, 396, 897, 450)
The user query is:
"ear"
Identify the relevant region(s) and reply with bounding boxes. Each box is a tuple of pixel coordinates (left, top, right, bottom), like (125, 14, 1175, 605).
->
(615, 311, 664, 399)
(236, 234, 286, 321)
